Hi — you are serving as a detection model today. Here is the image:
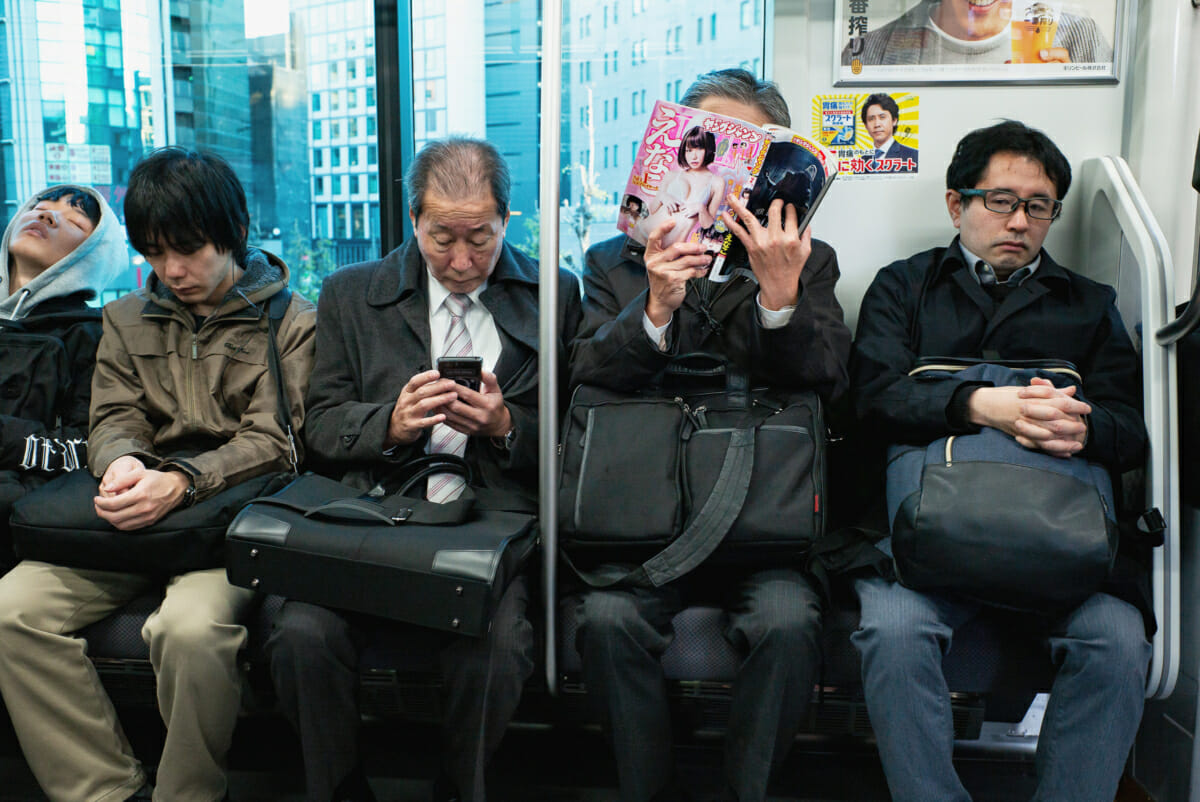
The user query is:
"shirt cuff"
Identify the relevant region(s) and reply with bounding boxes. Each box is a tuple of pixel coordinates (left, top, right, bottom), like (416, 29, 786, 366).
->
(642, 312, 671, 352)
(756, 292, 795, 329)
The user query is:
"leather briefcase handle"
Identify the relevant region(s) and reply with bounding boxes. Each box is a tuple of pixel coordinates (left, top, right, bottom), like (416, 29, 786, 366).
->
(247, 486, 477, 527)
(370, 454, 475, 498)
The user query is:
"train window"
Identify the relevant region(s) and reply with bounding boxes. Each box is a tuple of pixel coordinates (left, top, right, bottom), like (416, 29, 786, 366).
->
(559, 1, 769, 272)
(0, 1, 766, 295)
(404, 1, 542, 258)
(0, 0, 382, 299)
(378, 1, 770, 271)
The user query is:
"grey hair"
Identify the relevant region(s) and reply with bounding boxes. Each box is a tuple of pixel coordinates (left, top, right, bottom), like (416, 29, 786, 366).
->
(679, 68, 791, 128)
(405, 137, 511, 221)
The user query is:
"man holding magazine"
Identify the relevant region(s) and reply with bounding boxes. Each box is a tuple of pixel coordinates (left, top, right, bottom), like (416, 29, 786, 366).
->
(569, 68, 851, 802)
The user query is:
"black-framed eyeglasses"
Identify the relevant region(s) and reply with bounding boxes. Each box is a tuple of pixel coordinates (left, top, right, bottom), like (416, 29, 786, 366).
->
(957, 188, 1062, 221)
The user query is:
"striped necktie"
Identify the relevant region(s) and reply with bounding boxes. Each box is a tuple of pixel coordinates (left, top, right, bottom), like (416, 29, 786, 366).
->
(427, 292, 473, 503)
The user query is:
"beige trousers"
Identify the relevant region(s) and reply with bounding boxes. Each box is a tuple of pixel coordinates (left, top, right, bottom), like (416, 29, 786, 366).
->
(0, 561, 254, 802)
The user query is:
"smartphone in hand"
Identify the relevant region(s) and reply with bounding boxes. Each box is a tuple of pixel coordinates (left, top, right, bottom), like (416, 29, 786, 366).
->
(437, 356, 483, 392)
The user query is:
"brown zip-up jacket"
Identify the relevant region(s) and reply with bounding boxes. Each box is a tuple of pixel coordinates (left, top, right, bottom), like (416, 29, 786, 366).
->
(88, 248, 316, 501)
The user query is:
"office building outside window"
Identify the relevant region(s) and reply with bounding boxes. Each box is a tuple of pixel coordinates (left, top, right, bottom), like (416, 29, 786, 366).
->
(561, 1, 766, 273)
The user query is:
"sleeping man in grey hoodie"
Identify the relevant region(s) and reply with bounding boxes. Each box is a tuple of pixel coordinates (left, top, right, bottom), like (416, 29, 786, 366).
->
(0, 185, 127, 565)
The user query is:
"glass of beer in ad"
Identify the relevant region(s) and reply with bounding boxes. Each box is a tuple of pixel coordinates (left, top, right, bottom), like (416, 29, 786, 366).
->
(1011, 2, 1060, 63)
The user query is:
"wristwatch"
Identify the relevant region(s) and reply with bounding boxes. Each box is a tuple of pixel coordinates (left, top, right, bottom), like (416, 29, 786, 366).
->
(491, 426, 517, 451)
(168, 468, 197, 508)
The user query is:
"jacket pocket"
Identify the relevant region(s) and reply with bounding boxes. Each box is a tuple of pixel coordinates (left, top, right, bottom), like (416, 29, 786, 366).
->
(121, 326, 177, 400)
(208, 329, 268, 416)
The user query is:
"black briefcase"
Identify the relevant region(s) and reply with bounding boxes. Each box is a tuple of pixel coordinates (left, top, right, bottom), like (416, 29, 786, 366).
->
(226, 470, 537, 636)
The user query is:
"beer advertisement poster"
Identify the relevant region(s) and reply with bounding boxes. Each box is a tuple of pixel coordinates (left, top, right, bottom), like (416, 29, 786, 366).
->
(835, 0, 1123, 85)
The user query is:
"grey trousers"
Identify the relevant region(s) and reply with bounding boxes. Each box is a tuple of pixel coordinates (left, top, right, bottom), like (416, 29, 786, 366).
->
(0, 561, 253, 802)
(853, 576, 1151, 802)
(265, 575, 535, 802)
(574, 567, 823, 802)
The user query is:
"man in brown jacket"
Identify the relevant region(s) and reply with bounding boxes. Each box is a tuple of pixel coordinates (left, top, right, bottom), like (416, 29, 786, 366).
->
(0, 148, 315, 802)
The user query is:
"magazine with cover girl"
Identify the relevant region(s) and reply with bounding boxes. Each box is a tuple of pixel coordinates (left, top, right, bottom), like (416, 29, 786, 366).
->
(618, 99, 839, 283)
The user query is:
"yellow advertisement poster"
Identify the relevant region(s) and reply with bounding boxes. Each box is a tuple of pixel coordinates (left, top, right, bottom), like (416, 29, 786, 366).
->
(812, 92, 919, 180)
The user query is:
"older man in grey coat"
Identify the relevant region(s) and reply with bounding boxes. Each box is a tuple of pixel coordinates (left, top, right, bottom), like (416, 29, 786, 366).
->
(266, 137, 582, 802)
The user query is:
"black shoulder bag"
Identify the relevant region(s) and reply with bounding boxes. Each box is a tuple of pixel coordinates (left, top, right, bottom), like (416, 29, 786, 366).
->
(558, 355, 825, 587)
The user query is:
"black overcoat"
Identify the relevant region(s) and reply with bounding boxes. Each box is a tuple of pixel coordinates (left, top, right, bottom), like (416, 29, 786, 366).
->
(851, 238, 1145, 472)
(570, 234, 851, 402)
(850, 238, 1152, 633)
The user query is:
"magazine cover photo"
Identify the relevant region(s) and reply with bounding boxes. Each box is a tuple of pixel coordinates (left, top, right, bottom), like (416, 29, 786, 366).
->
(618, 100, 763, 259)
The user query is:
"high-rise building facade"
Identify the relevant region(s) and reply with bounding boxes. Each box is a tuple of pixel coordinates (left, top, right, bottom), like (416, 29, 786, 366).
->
(168, 0, 254, 221)
(483, 0, 539, 248)
(410, 0, 539, 248)
(292, 0, 379, 264)
(561, 0, 766, 266)
(0, 0, 165, 234)
(248, 25, 310, 252)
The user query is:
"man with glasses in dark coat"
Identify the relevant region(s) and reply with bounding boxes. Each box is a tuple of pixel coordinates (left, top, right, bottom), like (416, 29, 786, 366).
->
(850, 120, 1150, 802)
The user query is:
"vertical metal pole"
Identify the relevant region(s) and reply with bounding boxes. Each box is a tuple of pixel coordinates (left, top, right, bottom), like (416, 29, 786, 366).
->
(538, 0, 563, 695)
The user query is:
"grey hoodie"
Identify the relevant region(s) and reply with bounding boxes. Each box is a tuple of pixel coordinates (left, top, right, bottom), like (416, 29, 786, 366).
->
(0, 185, 128, 320)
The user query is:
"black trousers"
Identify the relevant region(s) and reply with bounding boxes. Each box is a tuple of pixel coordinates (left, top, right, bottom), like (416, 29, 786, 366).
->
(574, 567, 822, 802)
(265, 576, 535, 802)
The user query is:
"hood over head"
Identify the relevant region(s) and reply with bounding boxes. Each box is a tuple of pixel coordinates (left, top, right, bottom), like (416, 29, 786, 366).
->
(0, 185, 128, 320)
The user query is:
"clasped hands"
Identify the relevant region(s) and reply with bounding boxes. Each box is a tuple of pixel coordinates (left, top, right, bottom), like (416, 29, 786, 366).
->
(968, 377, 1091, 458)
(94, 455, 190, 531)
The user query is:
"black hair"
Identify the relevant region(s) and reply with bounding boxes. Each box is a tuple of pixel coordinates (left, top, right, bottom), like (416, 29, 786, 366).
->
(35, 186, 102, 228)
(861, 93, 900, 134)
(406, 137, 510, 221)
(677, 126, 717, 168)
(946, 120, 1072, 200)
(623, 194, 644, 213)
(680, 68, 790, 128)
(125, 147, 249, 264)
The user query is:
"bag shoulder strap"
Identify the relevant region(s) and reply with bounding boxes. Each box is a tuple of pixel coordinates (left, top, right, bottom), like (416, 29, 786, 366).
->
(566, 424, 756, 589)
(264, 288, 297, 473)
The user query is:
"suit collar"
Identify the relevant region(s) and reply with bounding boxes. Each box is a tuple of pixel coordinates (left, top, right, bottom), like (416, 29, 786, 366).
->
(481, 243, 540, 361)
(934, 235, 1070, 291)
(934, 237, 1073, 341)
(619, 236, 646, 264)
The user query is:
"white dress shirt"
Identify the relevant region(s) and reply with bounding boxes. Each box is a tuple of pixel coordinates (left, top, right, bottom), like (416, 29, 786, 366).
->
(426, 269, 502, 372)
(642, 291, 794, 351)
